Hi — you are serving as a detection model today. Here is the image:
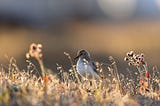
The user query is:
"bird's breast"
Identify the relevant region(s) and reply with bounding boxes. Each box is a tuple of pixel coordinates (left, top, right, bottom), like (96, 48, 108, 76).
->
(76, 59, 93, 75)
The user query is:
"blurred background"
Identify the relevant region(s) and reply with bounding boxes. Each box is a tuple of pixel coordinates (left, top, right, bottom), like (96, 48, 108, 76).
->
(0, 0, 160, 72)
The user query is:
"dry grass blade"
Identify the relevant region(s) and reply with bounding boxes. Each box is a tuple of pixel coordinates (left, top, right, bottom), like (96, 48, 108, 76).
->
(64, 52, 80, 84)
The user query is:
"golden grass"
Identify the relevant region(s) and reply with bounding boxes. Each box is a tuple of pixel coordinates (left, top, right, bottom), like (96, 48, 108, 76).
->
(0, 45, 160, 106)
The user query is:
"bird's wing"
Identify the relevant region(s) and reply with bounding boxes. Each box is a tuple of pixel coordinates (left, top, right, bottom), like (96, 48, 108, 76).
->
(89, 60, 103, 79)
(91, 60, 103, 74)
(90, 60, 99, 74)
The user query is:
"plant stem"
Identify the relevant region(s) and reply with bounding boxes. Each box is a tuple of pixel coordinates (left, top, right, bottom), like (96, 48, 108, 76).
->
(38, 58, 45, 78)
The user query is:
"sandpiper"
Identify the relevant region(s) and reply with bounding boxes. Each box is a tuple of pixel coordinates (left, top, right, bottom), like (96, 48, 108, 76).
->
(74, 50, 101, 80)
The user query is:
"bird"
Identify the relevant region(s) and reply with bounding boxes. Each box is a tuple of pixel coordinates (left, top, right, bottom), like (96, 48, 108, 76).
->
(74, 50, 102, 80)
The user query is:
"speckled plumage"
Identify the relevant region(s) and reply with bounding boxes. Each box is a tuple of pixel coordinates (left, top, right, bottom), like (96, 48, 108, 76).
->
(75, 50, 101, 80)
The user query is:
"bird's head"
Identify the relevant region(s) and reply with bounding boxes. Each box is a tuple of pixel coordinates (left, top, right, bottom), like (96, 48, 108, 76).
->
(74, 49, 90, 60)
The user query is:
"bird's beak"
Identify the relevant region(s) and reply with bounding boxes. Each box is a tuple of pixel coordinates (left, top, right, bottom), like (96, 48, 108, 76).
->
(74, 54, 81, 60)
